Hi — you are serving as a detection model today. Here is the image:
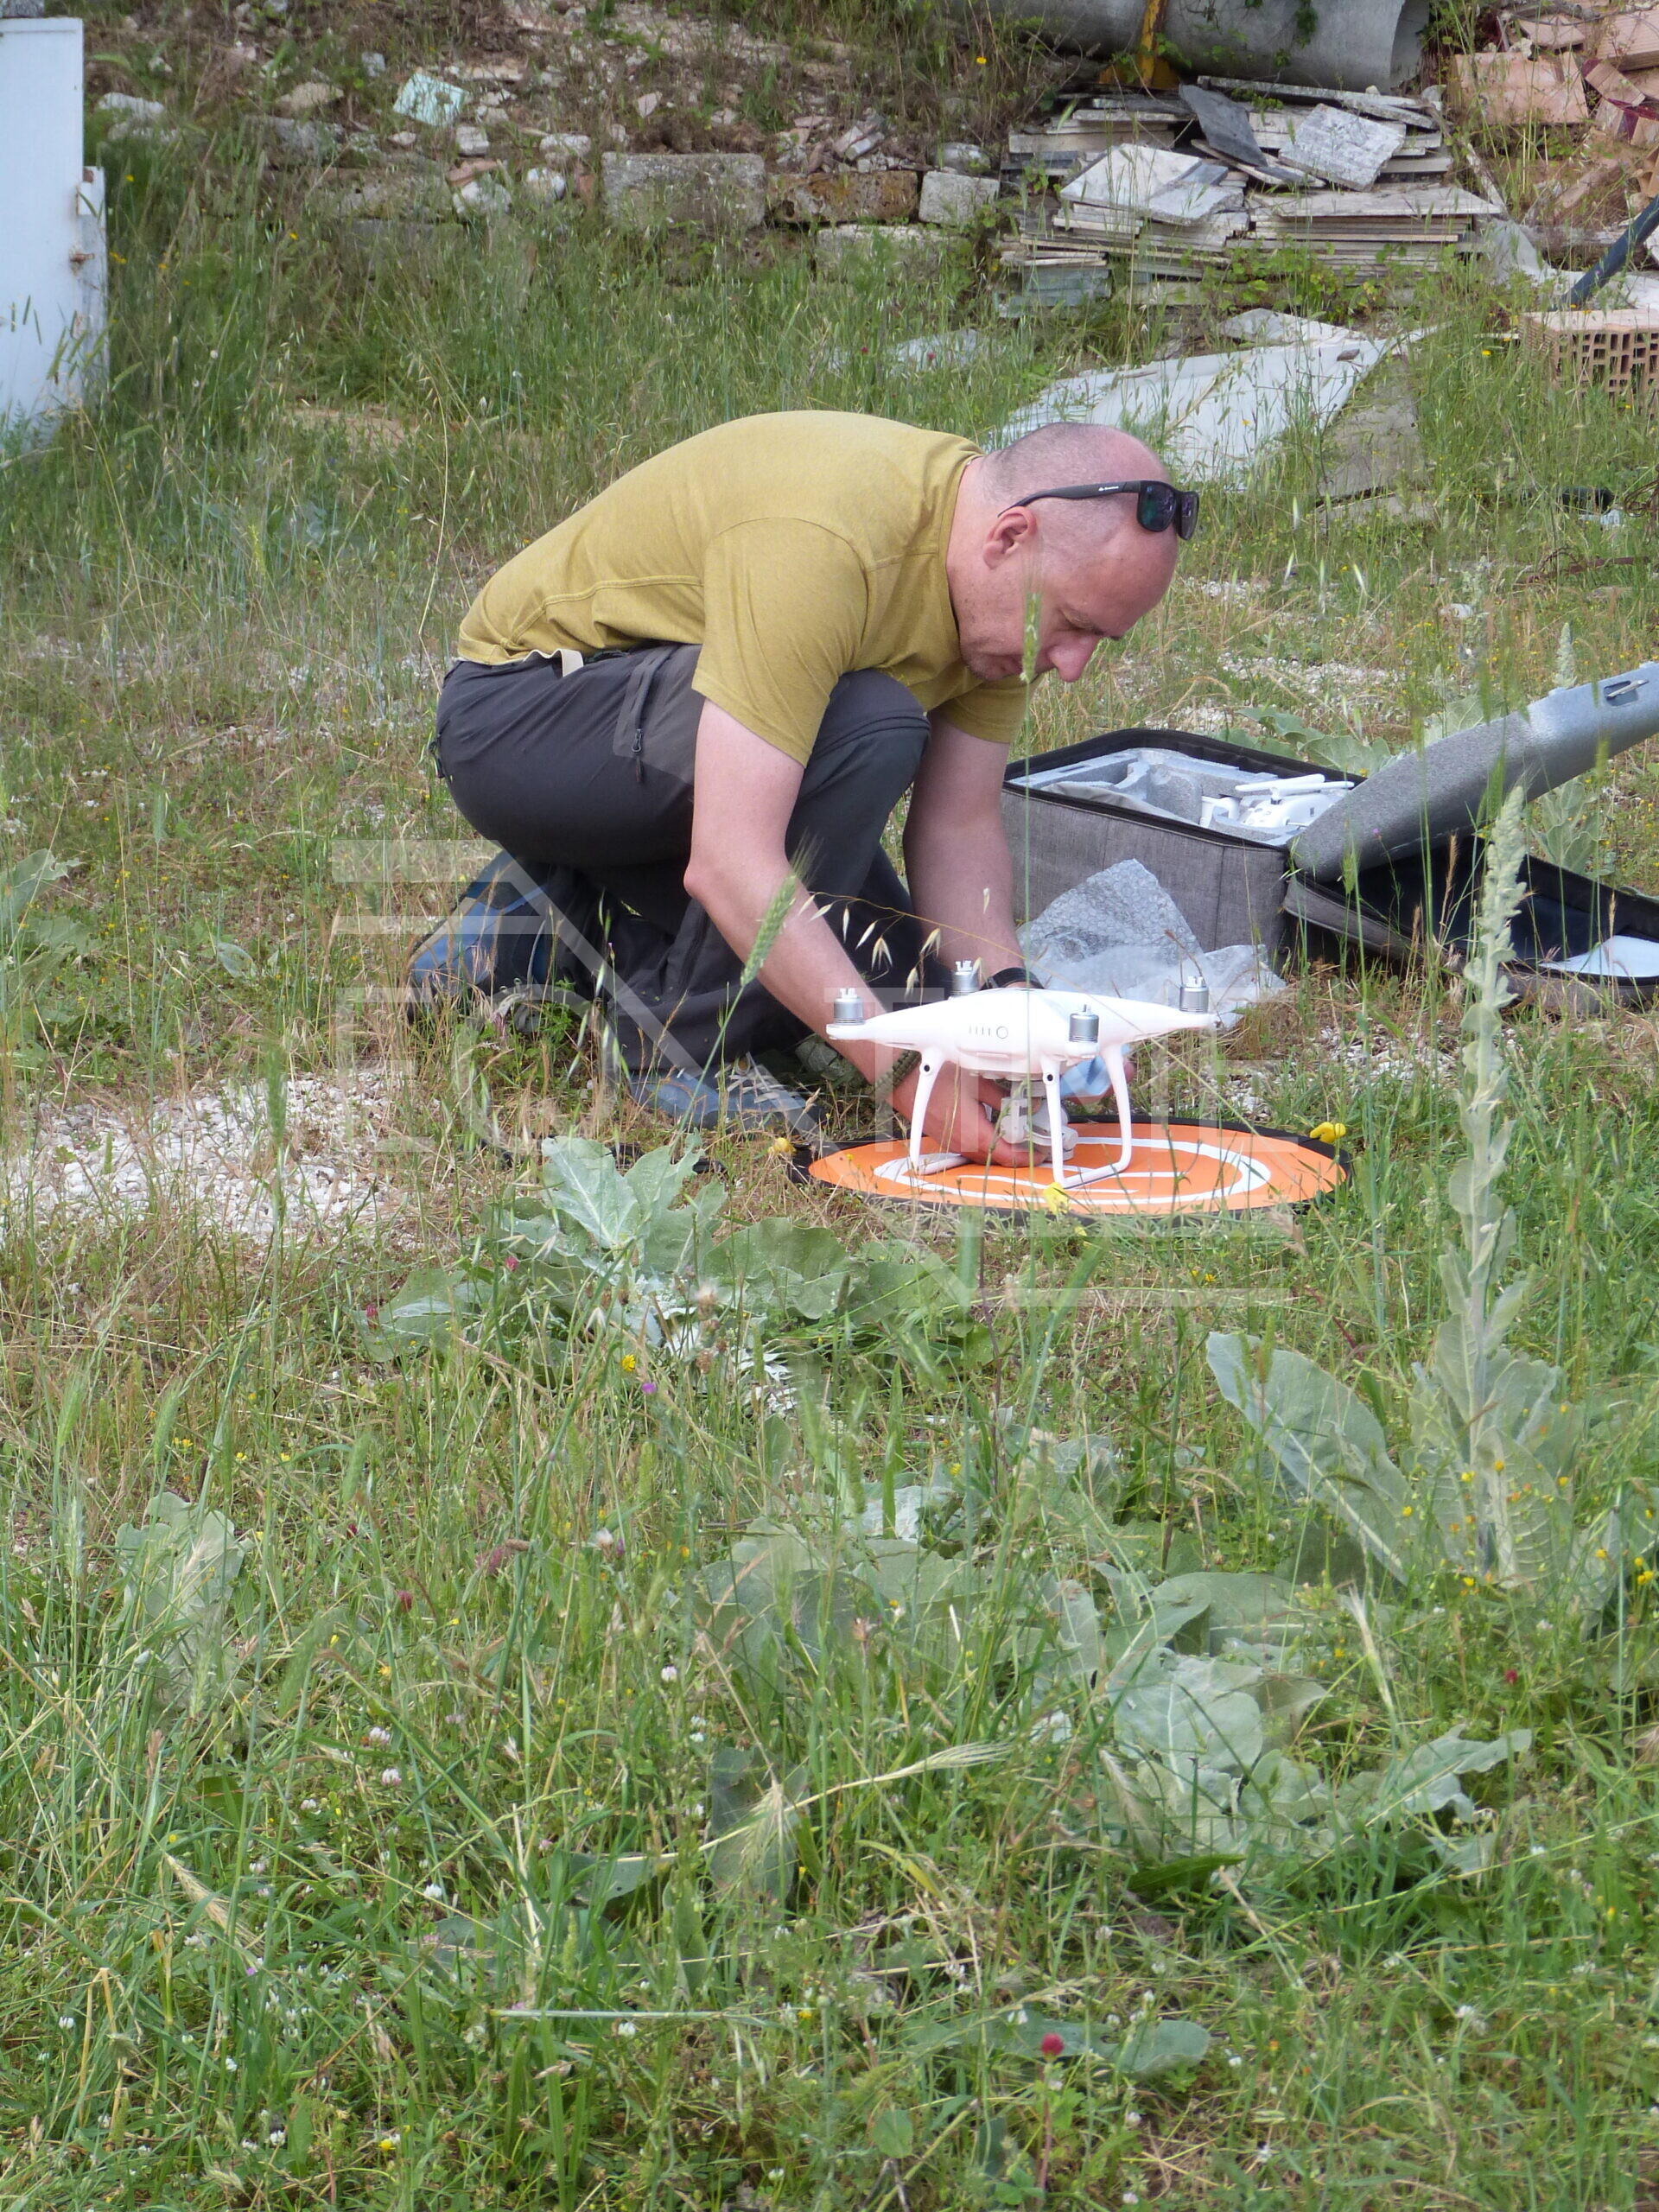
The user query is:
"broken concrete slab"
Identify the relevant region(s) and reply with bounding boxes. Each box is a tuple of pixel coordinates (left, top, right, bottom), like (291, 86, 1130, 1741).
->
(1220, 308, 1356, 342)
(603, 149, 766, 230)
(768, 168, 918, 223)
(918, 168, 1000, 225)
(813, 223, 949, 276)
(1314, 359, 1426, 501)
(1177, 84, 1300, 181)
(1280, 103, 1408, 188)
(999, 330, 1396, 487)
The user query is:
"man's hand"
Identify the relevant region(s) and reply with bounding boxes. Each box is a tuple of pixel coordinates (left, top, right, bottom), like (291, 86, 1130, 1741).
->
(891, 1064, 1020, 1162)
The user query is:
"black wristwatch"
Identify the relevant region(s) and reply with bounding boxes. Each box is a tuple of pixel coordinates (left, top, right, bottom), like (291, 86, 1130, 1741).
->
(989, 964, 1039, 989)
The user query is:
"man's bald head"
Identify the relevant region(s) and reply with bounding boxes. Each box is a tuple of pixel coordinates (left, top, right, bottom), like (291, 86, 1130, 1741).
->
(978, 422, 1168, 523)
(944, 422, 1182, 686)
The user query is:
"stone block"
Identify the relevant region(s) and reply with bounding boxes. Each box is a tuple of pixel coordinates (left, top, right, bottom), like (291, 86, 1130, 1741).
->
(601, 150, 766, 231)
(98, 92, 166, 121)
(266, 117, 343, 165)
(812, 224, 949, 278)
(276, 79, 340, 118)
(454, 174, 513, 215)
(918, 170, 999, 226)
(324, 168, 454, 221)
(768, 168, 918, 224)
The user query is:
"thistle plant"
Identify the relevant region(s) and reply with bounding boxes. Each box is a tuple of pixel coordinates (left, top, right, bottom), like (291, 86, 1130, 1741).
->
(1211, 788, 1647, 1620)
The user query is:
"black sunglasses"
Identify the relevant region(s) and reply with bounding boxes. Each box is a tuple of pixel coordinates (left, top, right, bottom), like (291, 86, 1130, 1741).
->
(1007, 480, 1200, 542)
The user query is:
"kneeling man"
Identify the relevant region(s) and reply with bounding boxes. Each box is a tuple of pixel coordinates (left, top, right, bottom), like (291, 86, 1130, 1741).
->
(415, 410, 1190, 1161)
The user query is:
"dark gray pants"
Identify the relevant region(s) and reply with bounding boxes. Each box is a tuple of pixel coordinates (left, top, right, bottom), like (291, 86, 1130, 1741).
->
(435, 647, 942, 1072)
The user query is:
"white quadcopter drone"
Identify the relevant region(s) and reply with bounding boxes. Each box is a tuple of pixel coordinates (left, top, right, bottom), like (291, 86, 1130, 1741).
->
(826, 965, 1216, 1189)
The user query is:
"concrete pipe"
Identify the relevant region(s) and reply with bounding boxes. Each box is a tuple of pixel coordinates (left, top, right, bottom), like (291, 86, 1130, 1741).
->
(979, 0, 1430, 92)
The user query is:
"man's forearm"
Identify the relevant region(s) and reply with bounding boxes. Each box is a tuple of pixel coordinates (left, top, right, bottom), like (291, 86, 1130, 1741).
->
(904, 810, 1024, 978)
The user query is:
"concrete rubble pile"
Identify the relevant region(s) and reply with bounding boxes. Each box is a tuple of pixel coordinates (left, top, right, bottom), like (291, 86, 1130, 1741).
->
(1444, 1, 1659, 277)
(73, 0, 1659, 308)
(1000, 78, 1503, 307)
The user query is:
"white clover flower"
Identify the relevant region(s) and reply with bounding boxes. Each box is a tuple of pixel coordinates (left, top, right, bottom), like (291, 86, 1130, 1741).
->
(660, 1664, 678, 1682)
(423, 1881, 446, 1902)
(378, 1767, 403, 1786)
(300, 1798, 321, 1813)
(366, 1727, 391, 1747)
(613, 2019, 637, 2038)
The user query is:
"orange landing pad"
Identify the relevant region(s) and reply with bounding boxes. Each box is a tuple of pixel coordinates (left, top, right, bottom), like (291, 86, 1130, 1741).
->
(807, 1121, 1347, 1218)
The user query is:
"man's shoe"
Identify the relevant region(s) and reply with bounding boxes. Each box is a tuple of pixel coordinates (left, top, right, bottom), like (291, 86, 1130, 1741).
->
(407, 850, 556, 1009)
(629, 1057, 819, 1136)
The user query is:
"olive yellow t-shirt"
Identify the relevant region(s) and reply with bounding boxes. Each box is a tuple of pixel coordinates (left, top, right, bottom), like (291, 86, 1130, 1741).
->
(455, 411, 1028, 766)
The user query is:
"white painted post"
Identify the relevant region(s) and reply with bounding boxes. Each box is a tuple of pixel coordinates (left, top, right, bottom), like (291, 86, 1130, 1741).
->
(0, 16, 106, 438)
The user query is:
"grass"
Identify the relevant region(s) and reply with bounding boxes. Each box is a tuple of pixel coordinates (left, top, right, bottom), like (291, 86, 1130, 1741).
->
(5, 100, 1659, 2209)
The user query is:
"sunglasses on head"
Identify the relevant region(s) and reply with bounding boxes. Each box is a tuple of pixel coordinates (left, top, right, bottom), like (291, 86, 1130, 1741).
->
(1006, 480, 1200, 542)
